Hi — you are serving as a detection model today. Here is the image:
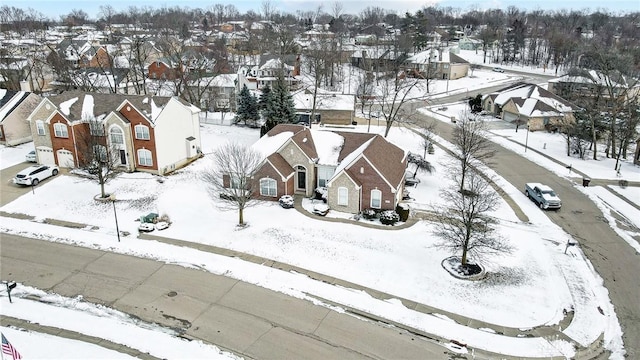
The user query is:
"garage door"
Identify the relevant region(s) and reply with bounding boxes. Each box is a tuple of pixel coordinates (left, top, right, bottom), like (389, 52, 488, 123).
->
(502, 112, 518, 123)
(57, 149, 75, 168)
(36, 147, 55, 164)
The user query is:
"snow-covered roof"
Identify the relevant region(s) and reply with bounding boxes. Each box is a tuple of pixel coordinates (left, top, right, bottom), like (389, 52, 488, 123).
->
(209, 74, 238, 88)
(309, 130, 343, 166)
(491, 83, 575, 114)
(251, 131, 294, 161)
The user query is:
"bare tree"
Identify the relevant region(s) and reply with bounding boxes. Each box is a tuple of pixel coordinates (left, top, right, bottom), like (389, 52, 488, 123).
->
(451, 111, 495, 193)
(76, 117, 123, 199)
(201, 142, 263, 226)
(432, 168, 511, 270)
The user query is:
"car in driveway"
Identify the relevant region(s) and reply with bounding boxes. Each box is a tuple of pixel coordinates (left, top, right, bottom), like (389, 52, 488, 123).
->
(493, 67, 505, 73)
(25, 150, 37, 162)
(13, 165, 59, 186)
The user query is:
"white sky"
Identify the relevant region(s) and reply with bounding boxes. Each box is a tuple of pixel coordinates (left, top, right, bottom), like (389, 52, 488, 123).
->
(1, 55, 637, 359)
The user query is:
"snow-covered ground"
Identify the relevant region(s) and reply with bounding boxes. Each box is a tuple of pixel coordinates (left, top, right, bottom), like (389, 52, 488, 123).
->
(0, 60, 635, 359)
(425, 101, 640, 254)
(1, 119, 631, 359)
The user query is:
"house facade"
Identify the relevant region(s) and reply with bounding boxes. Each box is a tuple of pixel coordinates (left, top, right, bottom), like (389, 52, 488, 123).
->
(250, 124, 407, 214)
(26, 91, 201, 175)
(0, 90, 41, 146)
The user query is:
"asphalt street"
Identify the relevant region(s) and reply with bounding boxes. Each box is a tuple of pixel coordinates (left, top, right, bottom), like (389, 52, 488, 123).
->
(0, 233, 451, 360)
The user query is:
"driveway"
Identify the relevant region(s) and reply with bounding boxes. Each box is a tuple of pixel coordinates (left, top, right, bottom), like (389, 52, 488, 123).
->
(0, 162, 38, 206)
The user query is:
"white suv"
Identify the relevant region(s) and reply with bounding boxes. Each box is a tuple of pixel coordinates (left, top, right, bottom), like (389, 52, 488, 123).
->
(14, 165, 59, 186)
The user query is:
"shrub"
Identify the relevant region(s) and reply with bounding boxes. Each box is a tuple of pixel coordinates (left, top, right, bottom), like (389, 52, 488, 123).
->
(379, 210, 400, 225)
(361, 208, 377, 220)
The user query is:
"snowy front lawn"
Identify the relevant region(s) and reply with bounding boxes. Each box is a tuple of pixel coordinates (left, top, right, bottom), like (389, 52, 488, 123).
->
(0, 123, 622, 357)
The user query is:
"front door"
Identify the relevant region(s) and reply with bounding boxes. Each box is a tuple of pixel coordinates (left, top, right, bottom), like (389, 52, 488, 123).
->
(119, 149, 127, 165)
(296, 165, 306, 191)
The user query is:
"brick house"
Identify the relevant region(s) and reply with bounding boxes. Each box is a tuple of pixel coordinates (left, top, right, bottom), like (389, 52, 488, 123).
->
(147, 58, 183, 80)
(250, 124, 407, 214)
(26, 91, 201, 175)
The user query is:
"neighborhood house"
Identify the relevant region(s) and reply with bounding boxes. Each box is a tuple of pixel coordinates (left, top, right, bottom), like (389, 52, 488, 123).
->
(26, 90, 201, 175)
(249, 124, 408, 214)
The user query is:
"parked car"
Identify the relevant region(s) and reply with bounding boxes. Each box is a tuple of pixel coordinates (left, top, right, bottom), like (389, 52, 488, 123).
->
(279, 195, 294, 209)
(313, 203, 329, 216)
(138, 223, 155, 232)
(25, 150, 37, 162)
(493, 67, 505, 73)
(13, 165, 59, 186)
(155, 221, 169, 230)
(525, 183, 562, 210)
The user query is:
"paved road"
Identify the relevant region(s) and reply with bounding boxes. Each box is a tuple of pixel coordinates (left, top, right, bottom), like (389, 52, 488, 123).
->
(0, 233, 450, 360)
(416, 112, 640, 358)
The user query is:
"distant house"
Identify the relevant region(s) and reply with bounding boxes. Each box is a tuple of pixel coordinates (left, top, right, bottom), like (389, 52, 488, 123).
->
(0, 90, 41, 146)
(190, 73, 238, 111)
(147, 58, 183, 80)
(457, 36, 482, 50)
(26, 91, 201, 175)
(548, 69, 640, 106)
(292, 91, 355, 126)
(482, 82, 578, 131)
(403, 48, 469, 80)
(250, 124, 407, 214)
(251, 57, 301, 90)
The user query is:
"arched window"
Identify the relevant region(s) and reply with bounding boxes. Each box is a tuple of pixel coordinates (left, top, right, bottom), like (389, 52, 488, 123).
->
(137, 149, 153, 166)
(134, 124, 150, 140)
(53, 123, 68, 138)
(371, 189, 382, 209)
(260, 178, 277, 197)
(110, 126, 124, 144)
(338, 187, 348, 206)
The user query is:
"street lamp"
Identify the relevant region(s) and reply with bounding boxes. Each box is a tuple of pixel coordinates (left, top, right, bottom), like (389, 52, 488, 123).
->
(110, 194, 121, 242)
(525, 124, 530, 152)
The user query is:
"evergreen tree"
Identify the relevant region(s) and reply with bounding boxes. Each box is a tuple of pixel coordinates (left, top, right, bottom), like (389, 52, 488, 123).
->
(235, 84, 251, 125)
(271, 75, 297, 124)
(236, 85, 259, 126)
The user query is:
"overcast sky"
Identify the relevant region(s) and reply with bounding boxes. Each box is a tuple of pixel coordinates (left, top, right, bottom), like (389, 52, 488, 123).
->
(18, 0, 639, 20)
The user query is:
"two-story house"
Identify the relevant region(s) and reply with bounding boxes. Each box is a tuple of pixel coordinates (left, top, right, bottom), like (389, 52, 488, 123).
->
(250, 124, 407, 214)
(26, 91, 201, 175)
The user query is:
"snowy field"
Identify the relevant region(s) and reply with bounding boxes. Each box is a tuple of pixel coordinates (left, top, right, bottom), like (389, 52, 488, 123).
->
(0, 120, 628, 359)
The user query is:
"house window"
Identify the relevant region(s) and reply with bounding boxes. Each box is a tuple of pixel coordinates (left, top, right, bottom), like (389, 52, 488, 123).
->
(338, 187, 348, 206)
(93, 145, 107, 162)
(53, 123, 68, 138)
(137, 149, 153, 166)
(317, 167, 334, 188)
(230, 174, 242, 189)
(371, 189, 382, 209)
(543, 117, 550, 125)
(135, 124, 150, 140)
(89, 121, 104, 136)
(36, 121, 45, 135)
(260, 178, 277, 197)
(110, 127, 124, 144)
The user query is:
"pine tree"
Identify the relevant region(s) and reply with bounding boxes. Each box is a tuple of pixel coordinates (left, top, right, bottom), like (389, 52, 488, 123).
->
(235, 84, 252, 125)
(271, 75, 297, 124)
